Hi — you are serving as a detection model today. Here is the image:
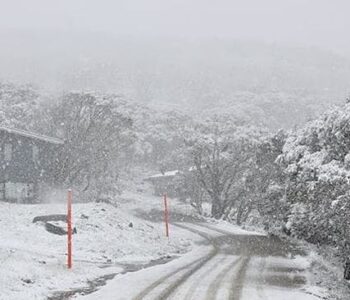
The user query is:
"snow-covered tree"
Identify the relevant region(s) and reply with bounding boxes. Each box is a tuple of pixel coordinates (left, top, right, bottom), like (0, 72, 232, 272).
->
(278, 101, 350, 257)
(35, 92, 135, 200)
(0, 81, 40, 129)
(185, 117, 265, 219)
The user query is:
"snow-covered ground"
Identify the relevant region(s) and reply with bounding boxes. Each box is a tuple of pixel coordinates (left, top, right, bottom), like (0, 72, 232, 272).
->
(1, 189, 349, 299)
(0, 194, 191, 300)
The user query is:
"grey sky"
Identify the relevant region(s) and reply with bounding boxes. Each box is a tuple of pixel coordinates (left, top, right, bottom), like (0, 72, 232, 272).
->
(0, 0, 349, 54)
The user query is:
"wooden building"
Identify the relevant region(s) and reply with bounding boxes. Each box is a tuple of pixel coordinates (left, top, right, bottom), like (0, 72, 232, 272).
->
(0, 126, 63, 203)
(145, 167, 197, 198)
(145, 170, 181, 197)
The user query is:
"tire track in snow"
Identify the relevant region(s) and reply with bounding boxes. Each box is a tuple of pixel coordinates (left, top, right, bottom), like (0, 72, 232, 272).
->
(205, 256, 243, 300)
(256, 257, 268, 300)
(180, 255, 227, 300)
(194, 222, 248, 237)
(132, 223, 220, 300)
(197, 223, 233, 235)
(132, 257, 204, 300)
(229, 256, 250, 300)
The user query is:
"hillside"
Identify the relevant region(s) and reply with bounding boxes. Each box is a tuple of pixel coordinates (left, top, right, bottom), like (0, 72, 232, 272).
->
(0, 31, 349, 129)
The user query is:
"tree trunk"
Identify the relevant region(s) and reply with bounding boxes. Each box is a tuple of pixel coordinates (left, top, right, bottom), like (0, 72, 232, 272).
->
(211, 197, 223, 219)
(236, 200, 253, 225)
(236, 201, 245, 225)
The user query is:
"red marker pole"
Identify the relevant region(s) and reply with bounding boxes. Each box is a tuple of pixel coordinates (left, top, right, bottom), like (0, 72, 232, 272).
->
(67, 189, 73, 269)
(163, 193, 169, 238)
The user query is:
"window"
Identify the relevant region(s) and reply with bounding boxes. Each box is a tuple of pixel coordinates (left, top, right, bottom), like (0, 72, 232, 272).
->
(33, 144, 39, 161)
(5, 182, 19, 200)
(4, 143, 12, 161)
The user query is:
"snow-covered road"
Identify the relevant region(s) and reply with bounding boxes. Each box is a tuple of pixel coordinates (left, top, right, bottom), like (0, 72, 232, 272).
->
(76, 220, 323, 300)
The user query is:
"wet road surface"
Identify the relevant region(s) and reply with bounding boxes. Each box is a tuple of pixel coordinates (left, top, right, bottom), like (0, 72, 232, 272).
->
(77, 208, 321, 300)
(131, 222, 315, 300)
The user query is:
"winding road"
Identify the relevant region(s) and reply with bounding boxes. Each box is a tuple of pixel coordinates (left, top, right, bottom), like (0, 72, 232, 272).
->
(78, 211, 322, 300)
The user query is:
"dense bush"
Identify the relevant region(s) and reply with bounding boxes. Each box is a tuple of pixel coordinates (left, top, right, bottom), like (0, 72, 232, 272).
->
(277, 101, 350, 259)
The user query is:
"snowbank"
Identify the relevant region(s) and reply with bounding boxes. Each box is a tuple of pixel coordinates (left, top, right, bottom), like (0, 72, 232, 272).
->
(0, 200, 190, 300)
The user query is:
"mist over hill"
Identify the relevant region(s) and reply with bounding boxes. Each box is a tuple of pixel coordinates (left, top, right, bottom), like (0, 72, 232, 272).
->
(0, 30, 349, 129)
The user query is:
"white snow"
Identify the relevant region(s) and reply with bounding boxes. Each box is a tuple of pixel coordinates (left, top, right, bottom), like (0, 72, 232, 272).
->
(71, 195, 325, 300)
(0, 126, 63, 145)
(74, 227, 209, 300)
(0, 197, 190, 300)
(147, 170, 180, 179)
(0, 190, 339, 300)
(205, 220, 266, 236)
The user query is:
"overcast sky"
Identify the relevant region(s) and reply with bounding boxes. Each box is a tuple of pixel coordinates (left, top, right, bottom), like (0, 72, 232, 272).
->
(0, 0, 349, 54)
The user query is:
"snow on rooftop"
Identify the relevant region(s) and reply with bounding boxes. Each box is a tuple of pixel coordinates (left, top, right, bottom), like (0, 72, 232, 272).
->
(147, 167, 197, 180)
(0, 126, 64, 145)
(148, 170, 180, 179)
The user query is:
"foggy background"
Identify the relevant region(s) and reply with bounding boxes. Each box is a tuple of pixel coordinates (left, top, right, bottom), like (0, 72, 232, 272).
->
(1, 0, 350, 129)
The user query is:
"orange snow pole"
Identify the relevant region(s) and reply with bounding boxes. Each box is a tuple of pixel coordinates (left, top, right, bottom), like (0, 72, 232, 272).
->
(67, 189, 73, 269)
(163, 193, 169, 238)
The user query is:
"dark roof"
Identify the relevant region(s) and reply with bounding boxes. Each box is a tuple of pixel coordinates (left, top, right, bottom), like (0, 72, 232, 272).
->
(0, 126, 64, 145)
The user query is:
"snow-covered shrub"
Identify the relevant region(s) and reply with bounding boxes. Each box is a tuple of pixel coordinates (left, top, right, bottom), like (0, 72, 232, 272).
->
(278, 101, 350, 259)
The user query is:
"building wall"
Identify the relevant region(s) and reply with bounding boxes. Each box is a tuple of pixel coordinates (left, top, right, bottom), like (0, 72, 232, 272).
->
(0, 131, 61, 203)
(0, 182, 35, 203)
